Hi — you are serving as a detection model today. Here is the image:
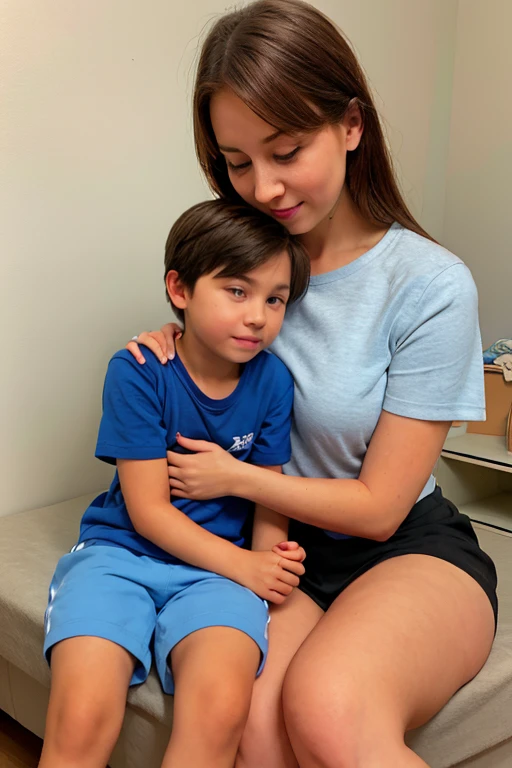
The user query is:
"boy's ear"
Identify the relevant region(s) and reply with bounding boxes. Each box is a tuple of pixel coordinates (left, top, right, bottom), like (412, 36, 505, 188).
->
(165, 270, 189, 310)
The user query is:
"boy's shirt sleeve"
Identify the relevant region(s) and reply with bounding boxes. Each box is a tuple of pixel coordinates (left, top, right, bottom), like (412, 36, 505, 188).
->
(248, 360, 294, 466)
(95, 351, 169, 464)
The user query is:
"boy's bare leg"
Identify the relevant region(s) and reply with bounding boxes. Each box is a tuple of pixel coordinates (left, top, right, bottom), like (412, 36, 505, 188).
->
(162, 627, 260, 768)
(38, 636, 136, 768)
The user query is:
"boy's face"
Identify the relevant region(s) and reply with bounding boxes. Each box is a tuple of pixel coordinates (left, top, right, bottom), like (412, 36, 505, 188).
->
(178, 250, 291, 364)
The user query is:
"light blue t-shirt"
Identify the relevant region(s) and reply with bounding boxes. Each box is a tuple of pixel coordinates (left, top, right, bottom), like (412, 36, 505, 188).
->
(270, 223, 485, 538)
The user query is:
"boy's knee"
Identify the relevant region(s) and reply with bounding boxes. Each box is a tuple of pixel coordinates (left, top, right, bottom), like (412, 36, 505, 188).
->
(187, 677, 253, 747)
(47, 694, 124, 759)
(213, 683, 252, 731)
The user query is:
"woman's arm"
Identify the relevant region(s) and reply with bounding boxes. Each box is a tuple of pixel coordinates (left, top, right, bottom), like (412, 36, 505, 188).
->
(170, 412, 451, 541)
(238, 412, 450, 539)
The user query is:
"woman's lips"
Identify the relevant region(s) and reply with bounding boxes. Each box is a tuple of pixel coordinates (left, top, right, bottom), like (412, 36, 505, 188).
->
(270, 203, 303, 220)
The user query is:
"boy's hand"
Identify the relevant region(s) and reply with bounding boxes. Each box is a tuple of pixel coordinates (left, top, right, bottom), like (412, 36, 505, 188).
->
(237, 547, 306, 605)
(272, 541, 306, 562)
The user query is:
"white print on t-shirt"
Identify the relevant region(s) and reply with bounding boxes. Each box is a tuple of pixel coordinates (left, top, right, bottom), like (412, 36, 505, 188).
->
(228, 433, 254, 452)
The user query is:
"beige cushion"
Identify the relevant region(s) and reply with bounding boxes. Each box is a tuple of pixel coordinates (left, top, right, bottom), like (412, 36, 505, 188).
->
(0, 496, 511, 766)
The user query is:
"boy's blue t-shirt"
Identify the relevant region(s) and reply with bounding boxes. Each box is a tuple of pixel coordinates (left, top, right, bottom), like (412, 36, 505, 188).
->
(79, 348, 294, 563)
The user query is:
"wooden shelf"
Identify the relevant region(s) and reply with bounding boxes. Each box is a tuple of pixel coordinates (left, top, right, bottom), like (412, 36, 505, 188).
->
(439, 431, 512, 534)
(441, 433, 512, 473)
(460, 493, 512, 534)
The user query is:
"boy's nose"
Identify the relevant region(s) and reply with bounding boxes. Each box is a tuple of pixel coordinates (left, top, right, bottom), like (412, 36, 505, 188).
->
(244, 304, 266, 328)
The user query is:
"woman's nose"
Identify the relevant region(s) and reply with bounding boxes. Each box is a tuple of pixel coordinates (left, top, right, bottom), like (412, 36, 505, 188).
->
(253, 166, 285, 205)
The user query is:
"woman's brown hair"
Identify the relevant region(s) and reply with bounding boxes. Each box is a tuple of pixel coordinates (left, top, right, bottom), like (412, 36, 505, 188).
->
(193, 0, 434, 241)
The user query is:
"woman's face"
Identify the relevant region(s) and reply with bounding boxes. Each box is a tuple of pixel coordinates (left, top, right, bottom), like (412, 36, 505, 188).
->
(210, 88, 362, 235)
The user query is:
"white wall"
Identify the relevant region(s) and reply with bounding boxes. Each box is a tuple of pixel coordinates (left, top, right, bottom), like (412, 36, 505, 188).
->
(316, 0, 459, 239)
(0, 0, 463, 516)
(443, 0, 512, 348)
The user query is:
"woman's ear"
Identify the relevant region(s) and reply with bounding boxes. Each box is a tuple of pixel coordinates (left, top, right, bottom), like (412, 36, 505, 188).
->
(343, 98, 364, 151)
(165, 270, 188, 310)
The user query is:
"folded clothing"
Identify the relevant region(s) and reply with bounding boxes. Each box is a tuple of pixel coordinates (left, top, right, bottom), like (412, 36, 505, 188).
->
(483, 339, 512, 364)
(494, 353, 512, 382)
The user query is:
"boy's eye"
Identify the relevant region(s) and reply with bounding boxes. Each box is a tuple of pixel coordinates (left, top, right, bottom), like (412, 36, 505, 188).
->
(228, 287, 245, 298)
(267, 296, 285, 306)
(274, 147, 301, 162)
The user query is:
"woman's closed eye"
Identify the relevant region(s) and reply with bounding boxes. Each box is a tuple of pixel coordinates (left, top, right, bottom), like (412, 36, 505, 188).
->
(227, 159, 251, 172)
(274, 146, 301, 162)
(226, 146, 301, 172)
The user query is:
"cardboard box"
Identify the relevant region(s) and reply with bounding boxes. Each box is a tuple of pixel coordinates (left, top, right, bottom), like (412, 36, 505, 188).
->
(467, 364, 512, 437)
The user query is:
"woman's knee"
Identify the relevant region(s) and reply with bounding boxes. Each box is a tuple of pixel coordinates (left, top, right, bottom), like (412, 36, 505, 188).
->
(283, 671, 414, 768)
(282, 659, 393, 768)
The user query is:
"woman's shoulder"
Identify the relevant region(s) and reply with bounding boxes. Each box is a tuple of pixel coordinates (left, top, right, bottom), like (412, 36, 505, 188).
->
(390, 226, 462, 271)
(384, 225, 475, 298)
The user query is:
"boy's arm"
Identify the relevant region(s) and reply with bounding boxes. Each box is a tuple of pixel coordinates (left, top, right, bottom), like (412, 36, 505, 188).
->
(117, 458, 305, 602)
(118, 457, 245, 579)
(251, 466, 290, 551)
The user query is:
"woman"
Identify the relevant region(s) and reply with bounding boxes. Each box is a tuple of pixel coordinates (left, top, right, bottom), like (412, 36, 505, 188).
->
(127, 1, 497, 766)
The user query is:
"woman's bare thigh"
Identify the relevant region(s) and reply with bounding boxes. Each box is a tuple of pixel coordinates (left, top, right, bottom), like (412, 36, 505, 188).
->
(236, 587, 324, 768)
(282, 554, 495, 765)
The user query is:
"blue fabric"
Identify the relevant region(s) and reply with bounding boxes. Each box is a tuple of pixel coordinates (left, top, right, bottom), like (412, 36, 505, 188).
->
(270, 224, 485, 539)
(44, 542, 270, 694)
(483, 339, 512, 364)
(79, 348, 293, 561)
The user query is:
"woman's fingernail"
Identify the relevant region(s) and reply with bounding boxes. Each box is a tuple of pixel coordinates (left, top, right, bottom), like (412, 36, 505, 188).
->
(176, 432, 181, 439)
(161, 357, 167, 364)
(169, 352, 175, 360)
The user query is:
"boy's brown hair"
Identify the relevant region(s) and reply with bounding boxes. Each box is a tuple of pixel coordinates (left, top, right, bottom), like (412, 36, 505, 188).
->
(164, 199, 310, 323)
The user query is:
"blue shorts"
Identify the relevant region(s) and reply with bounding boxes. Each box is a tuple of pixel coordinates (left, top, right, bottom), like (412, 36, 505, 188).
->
(43, 541, 270, 694)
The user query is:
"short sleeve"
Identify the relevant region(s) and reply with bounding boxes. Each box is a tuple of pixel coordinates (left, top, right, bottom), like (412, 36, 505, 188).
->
(249, 362, 294, 466)
(383, 264, 485, 421)
(95, 352, 169, 464)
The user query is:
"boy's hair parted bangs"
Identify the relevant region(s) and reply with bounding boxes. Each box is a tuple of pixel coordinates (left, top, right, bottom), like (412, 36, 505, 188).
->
(164, 200, 310, 321)
(193, 0, 434, 242)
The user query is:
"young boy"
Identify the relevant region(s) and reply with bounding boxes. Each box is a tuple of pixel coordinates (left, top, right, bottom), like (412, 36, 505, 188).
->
(40, 200, 310, 768)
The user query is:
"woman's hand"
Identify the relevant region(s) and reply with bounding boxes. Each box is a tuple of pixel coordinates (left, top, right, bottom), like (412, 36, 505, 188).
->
(126, 323, 182, 365)
(168, 435, 242, 499)
(237, 546, 306, 604)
